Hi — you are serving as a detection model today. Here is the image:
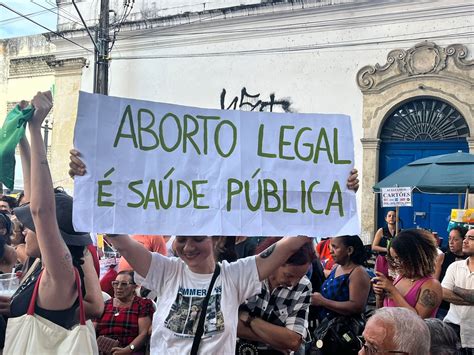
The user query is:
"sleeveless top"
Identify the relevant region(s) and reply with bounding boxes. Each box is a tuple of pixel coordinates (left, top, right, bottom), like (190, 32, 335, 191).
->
(383, 276, 438, 317)
(378, 226, 396, 256)
(10, 261, 80, 329)
(319, 266, 356, 320)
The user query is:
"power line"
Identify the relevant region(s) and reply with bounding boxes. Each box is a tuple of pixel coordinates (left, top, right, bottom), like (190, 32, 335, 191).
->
(45, 0, 85, 23)
(0, 8, 52, 24)
(109, 0, 135, 52)
(0, 3, 93, 53)
(71, 0, 99, 52)
(31, 0, 84, 28)
(111, 31, 473, 60)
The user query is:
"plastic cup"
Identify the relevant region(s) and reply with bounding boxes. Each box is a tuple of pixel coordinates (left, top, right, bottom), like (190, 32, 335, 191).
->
(0, 273, 20, 298)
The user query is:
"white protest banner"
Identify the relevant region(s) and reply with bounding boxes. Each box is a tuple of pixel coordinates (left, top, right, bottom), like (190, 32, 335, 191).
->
(381, 187, 413, 207)
(73, 91, 359, 237)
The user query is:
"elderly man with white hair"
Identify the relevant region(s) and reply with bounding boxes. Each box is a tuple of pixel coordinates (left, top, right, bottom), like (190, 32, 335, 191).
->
(358, 307, 430, 355)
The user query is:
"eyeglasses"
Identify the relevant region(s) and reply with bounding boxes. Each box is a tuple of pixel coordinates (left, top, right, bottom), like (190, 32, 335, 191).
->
(111, 281, 135, 287)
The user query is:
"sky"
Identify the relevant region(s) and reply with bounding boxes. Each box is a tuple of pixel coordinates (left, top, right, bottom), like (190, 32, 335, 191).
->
(0, 0, 57, 39)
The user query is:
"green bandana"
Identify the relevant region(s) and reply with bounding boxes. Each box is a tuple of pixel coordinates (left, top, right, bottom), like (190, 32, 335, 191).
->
(0, 104, 35, 190)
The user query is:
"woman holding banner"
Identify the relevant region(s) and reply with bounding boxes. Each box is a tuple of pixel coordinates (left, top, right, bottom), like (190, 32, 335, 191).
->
(69, 150, 359, 354)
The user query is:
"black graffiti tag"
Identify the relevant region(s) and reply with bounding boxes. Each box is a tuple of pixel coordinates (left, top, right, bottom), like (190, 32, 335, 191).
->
(220, 87, 292, 113)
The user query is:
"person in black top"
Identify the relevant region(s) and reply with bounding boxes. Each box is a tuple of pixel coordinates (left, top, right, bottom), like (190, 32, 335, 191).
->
(436, 226, 466, 318)
(0, 92, 103, 335)
(372, 210, 397, 256)
(372, 210, 400, 291)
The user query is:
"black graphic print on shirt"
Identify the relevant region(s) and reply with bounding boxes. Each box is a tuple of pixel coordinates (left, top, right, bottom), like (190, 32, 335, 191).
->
(165, 285, 224, 337)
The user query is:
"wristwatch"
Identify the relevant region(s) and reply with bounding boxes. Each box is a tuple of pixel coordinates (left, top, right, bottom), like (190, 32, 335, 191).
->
(129, 344, 135, 351)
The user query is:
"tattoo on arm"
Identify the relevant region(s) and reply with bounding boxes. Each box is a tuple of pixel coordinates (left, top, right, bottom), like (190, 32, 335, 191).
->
(419, 289, 438, 308)
(59, 252, 74, 272)
(40, 159, 49, 165)
(260, 244, 276, 259)
(453, 286, 474, 303)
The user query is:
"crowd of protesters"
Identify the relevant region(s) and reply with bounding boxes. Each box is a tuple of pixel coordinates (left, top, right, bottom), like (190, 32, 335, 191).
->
(0, 91, 472, 354)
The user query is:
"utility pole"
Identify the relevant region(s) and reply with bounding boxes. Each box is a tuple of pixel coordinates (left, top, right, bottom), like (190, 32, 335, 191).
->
(95, 0, 110, 95)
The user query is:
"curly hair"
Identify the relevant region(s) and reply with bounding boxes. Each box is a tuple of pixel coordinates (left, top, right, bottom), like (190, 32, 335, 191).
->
(389, 229, 437, 279)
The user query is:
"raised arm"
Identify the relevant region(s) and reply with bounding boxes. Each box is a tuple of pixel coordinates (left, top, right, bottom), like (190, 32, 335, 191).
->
(28, 91, 76, 309)
(18, 137, 31, 204)
(256, 236, 311, 281)
(104, 234, 152, 278)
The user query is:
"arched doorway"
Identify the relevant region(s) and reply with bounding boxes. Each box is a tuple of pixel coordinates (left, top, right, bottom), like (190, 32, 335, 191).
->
(378, 97, 469, 244)
(357, 42, 473, 245)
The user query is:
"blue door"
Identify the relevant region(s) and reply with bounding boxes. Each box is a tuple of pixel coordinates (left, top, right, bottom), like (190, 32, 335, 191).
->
(378, 141, 468, 247)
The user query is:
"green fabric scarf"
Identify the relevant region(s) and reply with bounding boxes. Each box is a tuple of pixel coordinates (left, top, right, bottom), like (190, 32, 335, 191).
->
(0, 105, 35, 190)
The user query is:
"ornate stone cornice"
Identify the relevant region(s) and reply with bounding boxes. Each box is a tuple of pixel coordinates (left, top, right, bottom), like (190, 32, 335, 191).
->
(9, 55, 55, 78)
(46, 57, 87, 74)
(357, 41, 474, 93)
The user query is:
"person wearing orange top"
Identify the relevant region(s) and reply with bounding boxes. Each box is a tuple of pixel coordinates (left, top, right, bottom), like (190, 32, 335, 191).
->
(118, 235, 167, 272)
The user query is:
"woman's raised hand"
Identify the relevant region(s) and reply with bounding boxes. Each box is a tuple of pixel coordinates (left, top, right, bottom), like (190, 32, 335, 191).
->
(68, 149, 86, 178)
(30, 91, 53, 127)
(347, 168, 359, 192)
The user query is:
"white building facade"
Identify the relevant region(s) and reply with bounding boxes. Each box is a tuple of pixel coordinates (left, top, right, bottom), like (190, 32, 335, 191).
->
(11, 0, 473, 242)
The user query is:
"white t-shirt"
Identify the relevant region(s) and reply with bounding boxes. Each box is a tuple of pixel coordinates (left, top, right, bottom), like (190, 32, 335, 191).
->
(141, 253, 261, 354)
(442, 258, 474, 348)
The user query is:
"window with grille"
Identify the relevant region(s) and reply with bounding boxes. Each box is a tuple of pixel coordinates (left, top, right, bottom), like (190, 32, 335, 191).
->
(380, 98, 469, 141)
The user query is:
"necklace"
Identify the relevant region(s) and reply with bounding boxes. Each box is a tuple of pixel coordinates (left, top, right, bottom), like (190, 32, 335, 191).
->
(113, 298, 133, 316)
